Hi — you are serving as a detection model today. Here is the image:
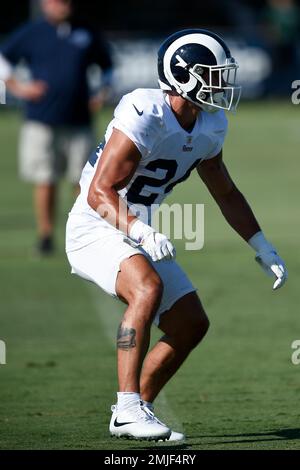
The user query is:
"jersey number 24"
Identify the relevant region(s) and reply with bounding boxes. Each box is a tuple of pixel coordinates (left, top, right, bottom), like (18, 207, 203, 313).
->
(127, 158, 202, 206)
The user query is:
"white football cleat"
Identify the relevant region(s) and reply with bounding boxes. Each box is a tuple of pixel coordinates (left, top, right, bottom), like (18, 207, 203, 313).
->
(110, 404, 171, 441)
(166, 430, 186, 442)
(142, 403, 186, 442)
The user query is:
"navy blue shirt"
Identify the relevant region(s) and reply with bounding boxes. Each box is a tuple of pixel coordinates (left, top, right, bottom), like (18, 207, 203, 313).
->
(1, 19, 113, 126)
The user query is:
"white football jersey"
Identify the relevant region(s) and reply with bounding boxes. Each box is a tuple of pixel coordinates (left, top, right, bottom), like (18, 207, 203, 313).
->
(67, 88, 228, 252)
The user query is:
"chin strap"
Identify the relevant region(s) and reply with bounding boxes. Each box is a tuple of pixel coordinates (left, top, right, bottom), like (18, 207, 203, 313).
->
(199, 102, 220, 114)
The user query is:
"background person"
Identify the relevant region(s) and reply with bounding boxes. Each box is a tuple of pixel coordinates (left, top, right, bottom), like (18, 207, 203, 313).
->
(0, 0, 113, 255)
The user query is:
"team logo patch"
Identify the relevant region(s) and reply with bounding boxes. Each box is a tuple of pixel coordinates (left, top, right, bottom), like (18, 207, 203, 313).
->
(183, 136, 193, 152)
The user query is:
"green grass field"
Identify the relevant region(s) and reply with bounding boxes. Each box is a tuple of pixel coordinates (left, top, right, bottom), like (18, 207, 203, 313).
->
(0, 101, 300, 450)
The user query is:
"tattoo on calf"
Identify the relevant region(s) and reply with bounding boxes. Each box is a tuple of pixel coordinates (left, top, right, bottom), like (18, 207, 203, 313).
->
(117, 325, 137, 351)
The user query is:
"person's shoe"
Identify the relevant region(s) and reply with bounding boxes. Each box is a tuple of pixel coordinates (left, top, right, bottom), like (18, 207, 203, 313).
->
(142, 402, 185, 442)
(164, 429, 186, 442)
(36, 236, 55, 256)
(110, 403, 171, 441)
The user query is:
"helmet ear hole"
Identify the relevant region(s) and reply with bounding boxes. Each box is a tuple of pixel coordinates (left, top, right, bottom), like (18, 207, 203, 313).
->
(171, 67, 190, 84)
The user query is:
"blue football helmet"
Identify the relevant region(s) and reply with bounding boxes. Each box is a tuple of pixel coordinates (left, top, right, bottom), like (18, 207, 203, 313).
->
(158, 29, 242, 113)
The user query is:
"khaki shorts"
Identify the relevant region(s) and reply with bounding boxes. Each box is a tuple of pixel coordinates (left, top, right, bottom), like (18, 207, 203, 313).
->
(19, 121, 94, 184)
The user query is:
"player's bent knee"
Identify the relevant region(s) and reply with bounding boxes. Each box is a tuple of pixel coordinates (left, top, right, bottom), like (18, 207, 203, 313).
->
(194, 314, 210, 346)
(182, 313, 210, 351)
(124, 275, 163, 325)
(133, 274, 164, 308)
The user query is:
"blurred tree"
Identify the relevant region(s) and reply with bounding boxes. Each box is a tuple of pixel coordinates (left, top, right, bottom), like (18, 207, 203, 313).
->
(30, 0, 41, 19)
(260, 0, 300, 95)
(0, 3, 29, 33)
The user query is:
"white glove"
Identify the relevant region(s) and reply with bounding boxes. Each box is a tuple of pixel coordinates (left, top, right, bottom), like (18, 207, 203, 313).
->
(249, 232, 288, 291)
(129, 219, 176, 263)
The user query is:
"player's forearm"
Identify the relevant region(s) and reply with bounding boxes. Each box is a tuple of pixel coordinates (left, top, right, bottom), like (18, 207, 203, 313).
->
(88, 186, 175, 261)
(88, 186, 137, 235)
(216, 186, 261, 242)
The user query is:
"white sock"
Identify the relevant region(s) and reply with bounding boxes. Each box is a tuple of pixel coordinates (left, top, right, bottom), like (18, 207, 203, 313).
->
(117, 392, 141, 412)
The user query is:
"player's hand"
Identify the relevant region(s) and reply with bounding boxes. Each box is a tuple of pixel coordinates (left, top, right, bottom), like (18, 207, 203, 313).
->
(129, 219, 176, 263)
(249, 232, 288, 291)
(255, 251, 288, 291)
(142, 231, 176, 263)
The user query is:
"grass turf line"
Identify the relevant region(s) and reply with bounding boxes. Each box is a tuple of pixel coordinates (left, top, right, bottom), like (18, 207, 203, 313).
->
(0, 101, 300, 450)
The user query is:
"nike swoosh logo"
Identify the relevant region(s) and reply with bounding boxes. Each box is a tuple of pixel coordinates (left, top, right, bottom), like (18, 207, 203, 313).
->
(114, 418, 136, 427)
(133, 104, 144, 116)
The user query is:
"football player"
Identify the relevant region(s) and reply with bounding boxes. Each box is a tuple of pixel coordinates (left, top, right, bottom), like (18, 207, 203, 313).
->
(66, 29, 288, 442)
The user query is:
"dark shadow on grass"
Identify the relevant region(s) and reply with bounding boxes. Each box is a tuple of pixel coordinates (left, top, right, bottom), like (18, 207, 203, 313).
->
(130, 443, 189, 451)
(189, 428, 300, 446)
